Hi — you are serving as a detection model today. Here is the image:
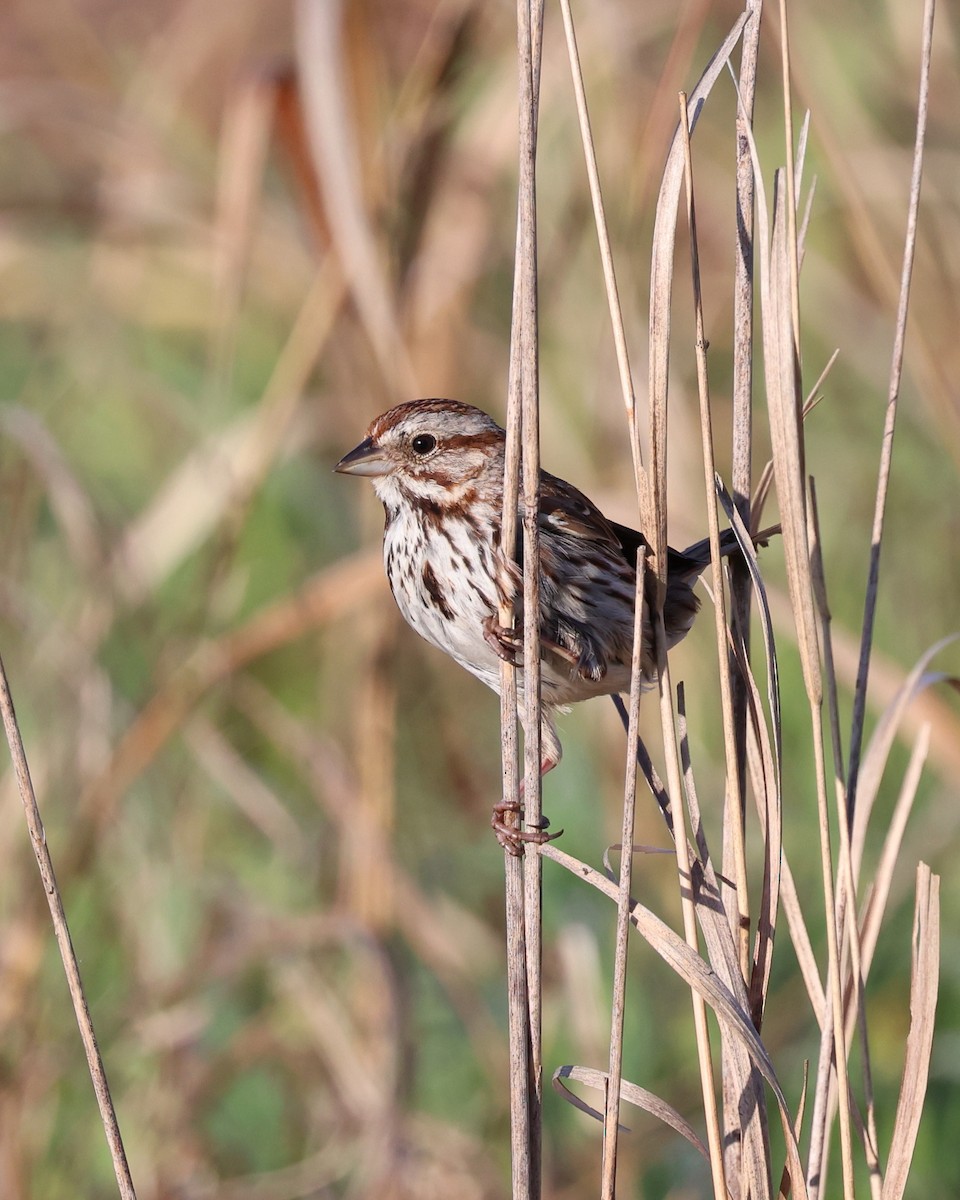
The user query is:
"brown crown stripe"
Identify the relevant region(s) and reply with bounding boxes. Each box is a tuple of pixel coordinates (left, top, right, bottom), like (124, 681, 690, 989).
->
(370, 399, 504, 437)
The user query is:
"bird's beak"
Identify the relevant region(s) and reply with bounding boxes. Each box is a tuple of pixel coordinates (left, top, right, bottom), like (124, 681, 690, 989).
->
(334, 436, 391, 477)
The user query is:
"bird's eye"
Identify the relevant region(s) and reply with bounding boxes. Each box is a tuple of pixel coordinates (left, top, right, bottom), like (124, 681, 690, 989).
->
(411, 433, 437, 455)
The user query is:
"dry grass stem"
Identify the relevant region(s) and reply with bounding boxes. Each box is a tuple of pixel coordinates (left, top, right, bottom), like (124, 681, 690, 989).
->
(680, 79, 780, 1193)
(880, 865, 940, 1200)
(554, 1064, 708, 1162)
(852, 635, 958, 871)
(677, 688, 772, 1196)
(727, 20, 762, 1145)
(498, 1, 545, 1195)
(776, 0, 802, 364)
(679, 89, 750, 984)
(647, 11, 750, 582)
(737, 84, 854, 1195)
(0, 657, 137, 1199)
(599, 557, 645, 1198)
(857, 726, 931, 982)
(543, 842, 808, 1196)
(716, 487, 784, 1029)
(518, 0, 545, 1185)
(656, 653, 729, 1200)
(644, 22, 755, 1196)
(557, 0, 646, 508)
(809, 480, 883, 1198)
(807, 691, 857, 1200)
(846, 0, 936, 821)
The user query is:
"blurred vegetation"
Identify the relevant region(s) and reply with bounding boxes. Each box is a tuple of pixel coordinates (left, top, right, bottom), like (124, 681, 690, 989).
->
(0, 1, 957, 1197)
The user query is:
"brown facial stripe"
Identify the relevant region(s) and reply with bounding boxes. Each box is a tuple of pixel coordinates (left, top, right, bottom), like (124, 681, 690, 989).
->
(421, 561, 454, 620)
(431, 431, 504, 455)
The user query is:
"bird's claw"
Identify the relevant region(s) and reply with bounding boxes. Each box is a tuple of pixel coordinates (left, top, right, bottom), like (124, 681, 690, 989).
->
(491, 799, 563, 856)
(483, 616, 522, 665)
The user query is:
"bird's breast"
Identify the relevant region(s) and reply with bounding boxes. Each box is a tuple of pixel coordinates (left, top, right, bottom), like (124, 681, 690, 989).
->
(382, 506, 504, 690)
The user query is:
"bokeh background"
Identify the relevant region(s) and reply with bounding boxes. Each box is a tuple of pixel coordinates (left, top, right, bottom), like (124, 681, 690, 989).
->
(0, 0, 958, 1197)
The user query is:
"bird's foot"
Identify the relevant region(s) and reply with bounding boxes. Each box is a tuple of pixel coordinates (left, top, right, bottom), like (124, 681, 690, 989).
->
(491, 799, 563, 856)
(483, 617, 591, 678)
(483, 616, 522, 665)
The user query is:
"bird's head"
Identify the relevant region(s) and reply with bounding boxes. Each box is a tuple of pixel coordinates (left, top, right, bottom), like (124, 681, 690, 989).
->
(335, 399, 506, 505)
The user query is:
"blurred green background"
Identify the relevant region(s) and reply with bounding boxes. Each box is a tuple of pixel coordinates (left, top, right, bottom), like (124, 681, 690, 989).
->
(0, 1, 957, 1197)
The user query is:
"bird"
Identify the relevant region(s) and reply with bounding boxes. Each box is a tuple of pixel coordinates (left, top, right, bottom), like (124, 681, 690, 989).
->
(336, 398, 765, 849)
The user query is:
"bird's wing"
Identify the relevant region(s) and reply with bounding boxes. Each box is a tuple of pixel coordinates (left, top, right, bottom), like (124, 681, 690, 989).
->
(529, 472, 635, 682)
(538, 471, 627, 552)
(607, 519, 649, 568)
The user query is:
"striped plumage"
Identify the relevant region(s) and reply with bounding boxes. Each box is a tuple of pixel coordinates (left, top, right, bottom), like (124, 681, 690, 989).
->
(336, 399, 736, 780)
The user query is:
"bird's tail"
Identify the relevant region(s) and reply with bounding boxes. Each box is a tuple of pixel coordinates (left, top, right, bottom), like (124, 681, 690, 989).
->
(669, 523, 780, 583)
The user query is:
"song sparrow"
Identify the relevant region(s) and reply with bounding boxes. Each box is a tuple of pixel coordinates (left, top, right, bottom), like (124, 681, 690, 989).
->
(336, 399, 759, 847)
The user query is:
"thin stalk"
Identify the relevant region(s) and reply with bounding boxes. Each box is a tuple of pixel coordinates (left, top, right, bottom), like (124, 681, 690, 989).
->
(809, 4, 934, 1190)
(0, 656, 138, 1200)
(777, 0, 802, 366)
(501, 233, 530, 1200)
(809, 480, 882, 1198)
(846, 0, 934, 822)
(600, 556, 646, 1200)
(679, 92, 750, 985)
(520, 2, 545, 1190)
(728, 15, 762, 1180)
(727, 0, 761, 964)
(557, 0, 647, 517)
(658, 649, 728, 1200)
(499, 2, 545, 1197)
(502, 839, 532, 1200)
(731, 0, 761, 512)
(808, 708, 856, 1200)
